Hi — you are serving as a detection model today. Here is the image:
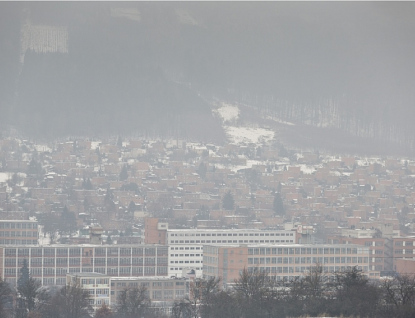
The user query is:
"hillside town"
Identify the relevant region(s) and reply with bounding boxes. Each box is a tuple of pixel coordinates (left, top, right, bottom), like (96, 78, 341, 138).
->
(1, 134, 415, 316)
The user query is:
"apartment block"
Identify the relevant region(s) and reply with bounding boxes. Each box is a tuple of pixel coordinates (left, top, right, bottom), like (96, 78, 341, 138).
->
(145, 218, 296, 277)
(203, 244, 370, 286)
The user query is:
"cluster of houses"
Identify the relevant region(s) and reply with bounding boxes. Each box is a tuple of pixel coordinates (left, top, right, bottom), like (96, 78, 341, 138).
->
(1, 136, 415, 311)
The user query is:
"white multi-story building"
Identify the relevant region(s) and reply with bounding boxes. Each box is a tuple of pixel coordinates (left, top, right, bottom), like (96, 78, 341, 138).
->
(166, 228, 296, 277)
(144, 218, 297, 277)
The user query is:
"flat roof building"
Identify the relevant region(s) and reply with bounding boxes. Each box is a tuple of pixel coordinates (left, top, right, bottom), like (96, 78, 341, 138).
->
(145, 218, 296, 277)
(203, 243, 370, 286)
(0, 244, 168, 287)
(67, 272, 110, 312)
(110, 276, 190, 316)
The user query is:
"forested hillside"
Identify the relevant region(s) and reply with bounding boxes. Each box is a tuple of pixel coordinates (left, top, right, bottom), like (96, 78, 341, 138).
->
(1, 2, 414, 153)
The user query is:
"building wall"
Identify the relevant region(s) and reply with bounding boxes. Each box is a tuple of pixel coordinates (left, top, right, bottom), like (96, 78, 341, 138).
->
(0, 220, 39, 245)
(110, 277, 189, 308)
(144, 218, 167, 244)
(0, 245, 168, 287)
(203, 244, 370, 285)
(394, 259, 415, 276)
(328, 236, 387, 278)
(166, 229, 296, 278)
(67, 273, 110, 311)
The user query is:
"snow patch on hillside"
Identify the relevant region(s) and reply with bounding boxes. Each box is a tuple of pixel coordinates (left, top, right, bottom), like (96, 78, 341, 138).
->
(213, 103, 240, 123)
(225, 126, 274, 145)
(111, 7, 141, 21)
(175, 9, 198, 25)
(266, 115, 295, 126)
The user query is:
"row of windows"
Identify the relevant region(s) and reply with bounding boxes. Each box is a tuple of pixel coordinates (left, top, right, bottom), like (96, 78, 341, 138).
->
(171, 239, 293, 244)
(4, 247, 168, 257)
(95, 247, 168, 256)
(394, 249, 415, 254)
(170, 267, 202, 271)
(0, 239, 37, 245)
(247, 256, 369, 265)
(169, 232, 293, 237)
(395, 241, 414, 246)
(248, 247, 361, 255)
(81, 278, 109, 285)
(170, 247, 202, 251)
(170, 254, 201, 257)
(3, 266, 169, 277)
(86, 289, 109, 295)
(111, 289, 185, 299)
(246, 266, 369, 274)
(364, 241, 384, 246)
(0, 231, 38, 237)
(170, 260, 201, 264)
(0, 223, 37, 229)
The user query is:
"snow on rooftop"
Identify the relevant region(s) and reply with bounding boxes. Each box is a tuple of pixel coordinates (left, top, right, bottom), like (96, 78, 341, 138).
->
(0, 173, 10, 183)
(34, 144, 52, 152)
(297, 164, 317, 175)
(90, 141, 101, 150)
(355, 157, 385, 166)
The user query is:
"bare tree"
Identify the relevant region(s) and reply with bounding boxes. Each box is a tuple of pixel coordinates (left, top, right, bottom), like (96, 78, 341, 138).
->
(58, 283, 91, 318)
(233, 268, 279, 318)
(381, 274, 415, 318)
(94, 303, 113, 318)
(330, 266, 380, 318)
(171, 299, 192, 318)
(116, 285, 151, 318)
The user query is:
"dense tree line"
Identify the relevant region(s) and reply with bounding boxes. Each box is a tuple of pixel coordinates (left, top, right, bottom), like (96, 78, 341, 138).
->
(2, 262, 415, 318)
(0, 261, 165, 318)
(173, 266, 415, 318)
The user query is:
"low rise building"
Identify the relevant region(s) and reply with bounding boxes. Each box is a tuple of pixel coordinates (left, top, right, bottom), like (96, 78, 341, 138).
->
(67, 272, 110, 311)
(110, 276, 190, 315)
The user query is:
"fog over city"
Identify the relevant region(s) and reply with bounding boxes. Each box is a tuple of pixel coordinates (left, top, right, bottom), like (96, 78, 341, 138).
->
(1, 2, 415, 318)
(0, 2, 414, 154)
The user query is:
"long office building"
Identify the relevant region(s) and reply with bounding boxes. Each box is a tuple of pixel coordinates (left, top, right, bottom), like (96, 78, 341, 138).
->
(0, 244, 168, 287)
(144, 218, 297, 277)
(0, 220, 39, 245)
(203, 243, 370, 286)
